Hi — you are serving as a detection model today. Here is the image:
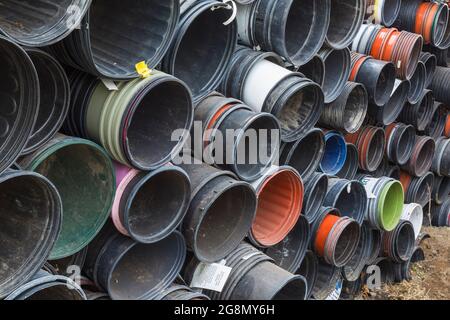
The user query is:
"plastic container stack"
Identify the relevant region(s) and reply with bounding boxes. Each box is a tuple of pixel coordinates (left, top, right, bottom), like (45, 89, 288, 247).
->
(0, 0, 448, 301)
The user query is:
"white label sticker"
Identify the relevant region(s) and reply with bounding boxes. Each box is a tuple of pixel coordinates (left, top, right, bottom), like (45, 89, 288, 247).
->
(101, 78, 119, 91)
(190, 261, 232, 293)
(326, 278, 343, 301)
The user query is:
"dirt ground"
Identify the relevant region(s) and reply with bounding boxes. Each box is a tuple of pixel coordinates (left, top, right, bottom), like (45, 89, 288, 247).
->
(361, 227, 450, 300)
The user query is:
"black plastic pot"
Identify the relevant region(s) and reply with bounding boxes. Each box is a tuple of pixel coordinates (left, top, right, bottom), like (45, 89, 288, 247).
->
(236, 0, 331, 65)
(388, 165, 402, 180)
(49, 0, 180, 79)
(401, 136, 436, 177)
(401, 89, 435, 134)
(0, 0, 91, 47)
(194, 93, 281, 182)
(178, 162, 257, 262)
(369, 79, 409, 126)
(395, 246, 426, 282)
(323, 178, 368, 225)
(430, 66, 450, 105)
(62, 69, 98, 138)
(351, 53, 396, 107)
(4, 270, 86, 300)
(297, 55, 325, 86)
(407, 172, 436, 207)
(0, 36, 40, 174)
(326, 0, 365, 50)
(433, 137, 450, 177)
(311, 259, 342, 300)
(319, 82, 368, 134)
(385, 123, 416, 166)
(296, 250, 319, 300)
(433, 176, 450, 205)
(318, 47, 352, 103)
(382, 220, 416, 263)
(230, 259, 308, 300)
(185, 243, 308, 300)
(431, 198, 450, 227)
(407, 61, 426, 105)
(84, 224, 186, 300)
(425, 102, 447, 138)
(342, 223, 372, 282)
(425, 45, 449, 66)
(280, 129, 325, 181)
(365, 156, 389, 178)
(265, 215, 311, 273)
(0, 170, 62, 298)
(162, 0, 237, 101)
(336, 143, 359, 180)
(303, 173, 329, 224)
(22, 48, 70, 155)
(157, 285, 210, 301)
(420, 52, 437, 88)
(365, 225, 382, 265)
(368, 0, 402, 27)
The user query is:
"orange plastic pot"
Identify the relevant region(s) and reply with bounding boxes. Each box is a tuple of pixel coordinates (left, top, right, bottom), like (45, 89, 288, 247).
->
(445, 115, 450, 137)
(251, 166, 304, 247)
(311, 208, 360, 267)
(415, 2, 439, 44)
(349, 54, 369, 81)
(315, 214, 340, 257)
(371, 27, 398, 61)
(203, 103, 235, 145)
(381, 29, 401, 61)
(391, 31, 423, 80)
(400, 171, 412, 196)
(346, 126, 385, 172)
(370, 28, 388, 58)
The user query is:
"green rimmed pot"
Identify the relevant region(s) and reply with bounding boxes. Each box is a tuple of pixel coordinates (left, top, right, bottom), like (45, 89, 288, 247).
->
(377, 180, 405, 231)
(85, 71, 193, 171)
(359, 176, 404, 231)
(20, 134, 116, 260)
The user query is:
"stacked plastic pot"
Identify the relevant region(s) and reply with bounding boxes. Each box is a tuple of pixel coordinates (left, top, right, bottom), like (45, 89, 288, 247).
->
(0, 0, 448, 301)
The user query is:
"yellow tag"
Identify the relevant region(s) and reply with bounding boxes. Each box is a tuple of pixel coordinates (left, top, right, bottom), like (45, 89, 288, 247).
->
(135, 61, 151, 79)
